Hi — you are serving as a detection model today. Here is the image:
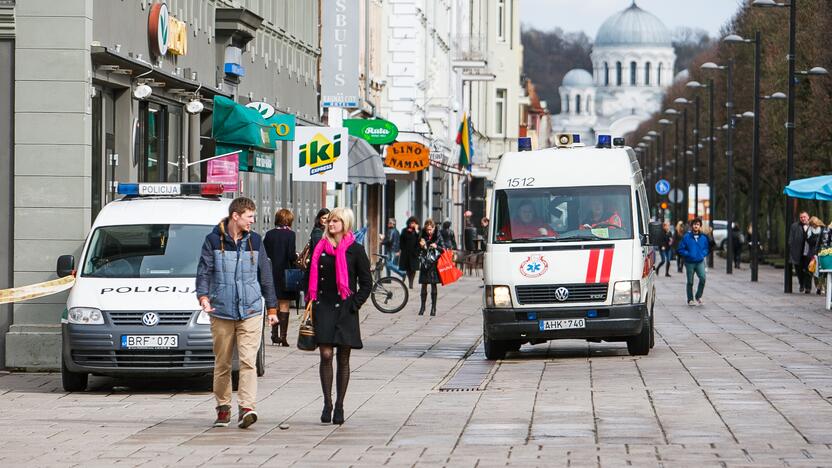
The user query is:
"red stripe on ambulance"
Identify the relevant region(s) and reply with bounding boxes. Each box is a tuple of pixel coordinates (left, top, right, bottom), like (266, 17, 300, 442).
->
(599, 249, 614, 283)
(586, 249, 600, 283)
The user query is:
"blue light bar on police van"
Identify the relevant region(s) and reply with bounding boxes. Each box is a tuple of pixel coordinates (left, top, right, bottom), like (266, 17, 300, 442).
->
(116, 183, 224, 197)
(597, 134, 612, 148)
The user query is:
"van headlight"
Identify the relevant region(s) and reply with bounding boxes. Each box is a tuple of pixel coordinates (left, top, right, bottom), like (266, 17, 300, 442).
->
(196, 310, 211, 325)
(612, 281, 642, 305)
(485, 286, 513, 308)
(67, 307, 104, 325)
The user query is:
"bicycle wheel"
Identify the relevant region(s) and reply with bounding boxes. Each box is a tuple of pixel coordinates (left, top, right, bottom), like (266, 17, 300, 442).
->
(371, 276, 408, 313)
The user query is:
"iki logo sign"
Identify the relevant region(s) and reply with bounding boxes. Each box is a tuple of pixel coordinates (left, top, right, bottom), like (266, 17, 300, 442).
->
(293, 127, 349, 182)
(299, 133, 341, 175)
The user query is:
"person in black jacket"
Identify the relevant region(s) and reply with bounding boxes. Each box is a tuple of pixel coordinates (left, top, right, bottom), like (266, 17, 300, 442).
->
(310, 208, 330, 253)
(263, 209, 299, 346)
(440, 220, 457, 250)
(418, 219, 445, 316)
(399, 217, 421, 288)
(654, 221, 673, 277)
(307, 207, 372, 426)
(788, 211, 811, 293)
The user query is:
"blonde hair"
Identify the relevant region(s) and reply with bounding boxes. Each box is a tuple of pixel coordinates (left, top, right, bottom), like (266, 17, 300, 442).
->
(810, 216, 825, 228)
(325, 207, 354, 245)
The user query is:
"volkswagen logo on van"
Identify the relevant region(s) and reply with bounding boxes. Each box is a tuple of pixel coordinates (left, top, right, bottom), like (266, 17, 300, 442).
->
(142, 312, 160, 327)
(554, 287, 570, 302)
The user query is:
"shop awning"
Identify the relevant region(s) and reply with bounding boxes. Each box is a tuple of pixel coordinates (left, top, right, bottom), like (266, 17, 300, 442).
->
(348, 136, 385, 185)
(212, 96, 275, 149)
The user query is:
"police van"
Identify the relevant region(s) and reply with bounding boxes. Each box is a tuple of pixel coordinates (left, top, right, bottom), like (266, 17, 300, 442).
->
(482, 135, 662, 359)
(58, 183, 266, 391)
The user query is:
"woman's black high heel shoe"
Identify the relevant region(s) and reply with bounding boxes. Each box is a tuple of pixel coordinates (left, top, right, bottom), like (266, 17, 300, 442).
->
(321, 404, 332, 423)
(332, 406, 345, 425)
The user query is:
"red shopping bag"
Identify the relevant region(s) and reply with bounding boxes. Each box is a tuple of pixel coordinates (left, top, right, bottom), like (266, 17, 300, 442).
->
(437, 249, 463, 286)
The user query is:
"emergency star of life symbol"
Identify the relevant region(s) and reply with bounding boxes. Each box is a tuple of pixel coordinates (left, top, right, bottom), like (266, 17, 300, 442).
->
(520, 255, 548, 278)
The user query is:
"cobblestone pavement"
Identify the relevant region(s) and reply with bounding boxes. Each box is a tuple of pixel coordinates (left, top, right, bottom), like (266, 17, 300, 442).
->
(2, 259, 832, 467)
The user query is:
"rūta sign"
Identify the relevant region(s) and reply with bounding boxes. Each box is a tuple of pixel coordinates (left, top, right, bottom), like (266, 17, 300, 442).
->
(343, 119, 398, 145)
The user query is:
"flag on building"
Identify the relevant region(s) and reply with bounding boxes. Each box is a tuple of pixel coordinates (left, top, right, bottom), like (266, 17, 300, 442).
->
(456, 112, 474, 169)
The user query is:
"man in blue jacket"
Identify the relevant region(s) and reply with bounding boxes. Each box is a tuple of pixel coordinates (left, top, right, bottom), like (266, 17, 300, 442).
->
(196, 197, 277, 429)
(676, 217, 709, 306)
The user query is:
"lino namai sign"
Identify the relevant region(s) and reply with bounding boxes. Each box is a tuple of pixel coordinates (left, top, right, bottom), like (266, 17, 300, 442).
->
(385, 142, 430, 172)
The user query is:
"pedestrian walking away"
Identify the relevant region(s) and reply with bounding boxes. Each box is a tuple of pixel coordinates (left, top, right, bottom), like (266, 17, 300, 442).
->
(418, 219, 445, 317)
(654, 221, 673, 277)
(264, 209, 299, 347)
(399, 217, 421, 289)
(440, 220, 458, 251)
(677, 217, 710, 306)
(196, 197, 278, 429)
(788, 211, 812, 293)
(307, 207, 372, 425)
(673, 220, 685, 273)
(731, 224, 743, 269)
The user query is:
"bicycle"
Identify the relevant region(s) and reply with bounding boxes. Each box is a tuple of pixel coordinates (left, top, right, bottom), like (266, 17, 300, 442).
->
(370, 253, 409, 313)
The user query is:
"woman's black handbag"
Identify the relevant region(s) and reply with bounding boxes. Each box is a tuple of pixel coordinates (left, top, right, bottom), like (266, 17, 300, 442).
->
(419, 247, 441, 270)
(284, 268, 304, 292)
(296, 301, 317, 351)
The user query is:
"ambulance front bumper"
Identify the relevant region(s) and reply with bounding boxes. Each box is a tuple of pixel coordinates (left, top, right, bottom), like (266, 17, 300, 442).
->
(482, 303, 647, 341)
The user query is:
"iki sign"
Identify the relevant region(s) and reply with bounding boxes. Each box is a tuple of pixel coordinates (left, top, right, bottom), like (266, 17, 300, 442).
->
(292, 127, 349, 182)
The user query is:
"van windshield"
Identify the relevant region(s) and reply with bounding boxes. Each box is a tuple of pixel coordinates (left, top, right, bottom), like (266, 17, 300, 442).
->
(82, 224, 213, 278)
(493, 186, 633, 243)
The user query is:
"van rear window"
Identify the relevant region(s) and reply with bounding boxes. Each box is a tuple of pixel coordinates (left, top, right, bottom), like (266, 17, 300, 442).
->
(81, 224, 213, 278)
(493, 186, 633, 243)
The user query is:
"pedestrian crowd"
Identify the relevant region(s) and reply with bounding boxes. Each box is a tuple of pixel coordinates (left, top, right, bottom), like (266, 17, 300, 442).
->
(196, 197, 471, 430)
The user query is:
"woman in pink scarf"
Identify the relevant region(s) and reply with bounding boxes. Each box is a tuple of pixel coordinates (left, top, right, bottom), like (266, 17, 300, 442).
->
(307, 207, 372, 425)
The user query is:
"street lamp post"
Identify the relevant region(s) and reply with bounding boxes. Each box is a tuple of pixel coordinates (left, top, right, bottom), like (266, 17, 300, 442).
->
(674, 98, 693, 222)
(701, 59, 735, 274)
(664, 108, 681, 222)
(693, 96, 701, 219)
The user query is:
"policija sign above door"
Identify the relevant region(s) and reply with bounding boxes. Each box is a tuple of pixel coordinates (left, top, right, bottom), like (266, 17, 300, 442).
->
(385, 142, 429, 172)
(292, 127, 349, 183)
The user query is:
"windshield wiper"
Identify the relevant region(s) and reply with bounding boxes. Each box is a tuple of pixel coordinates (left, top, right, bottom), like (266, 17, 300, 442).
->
(504, 237, 561, 243)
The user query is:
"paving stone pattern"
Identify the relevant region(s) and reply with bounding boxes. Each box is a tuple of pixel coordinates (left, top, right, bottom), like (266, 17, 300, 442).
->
(2, 259, 832, 467)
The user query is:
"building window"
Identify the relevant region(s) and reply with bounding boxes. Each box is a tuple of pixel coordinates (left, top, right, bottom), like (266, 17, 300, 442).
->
(658, 63, 663, 86)
(564, 93, 569, 113)
(587, 95, 592, 114)
(630, 61, 637, 85)
(604, 62, 609, 86)
(496, 0, 506, 42)
(138, 101, 169, 182)
(645, 62, 651, 85)
(615, 62, 622, 86)
(495, 88, 506, 135)
(576, 95, 581, 115)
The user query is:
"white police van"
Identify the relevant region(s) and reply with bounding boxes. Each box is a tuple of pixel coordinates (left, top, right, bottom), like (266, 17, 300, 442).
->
(482, 135, 661, 359)
(58, 183, 265, 391)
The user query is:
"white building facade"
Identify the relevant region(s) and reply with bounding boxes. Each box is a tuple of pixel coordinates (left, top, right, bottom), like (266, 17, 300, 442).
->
(553, 2, 676, 144)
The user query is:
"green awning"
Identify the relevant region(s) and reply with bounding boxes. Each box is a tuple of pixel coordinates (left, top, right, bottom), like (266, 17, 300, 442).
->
(212, 95, 274, 149)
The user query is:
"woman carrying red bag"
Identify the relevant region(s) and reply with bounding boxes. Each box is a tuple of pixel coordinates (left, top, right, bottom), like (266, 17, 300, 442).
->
(418, 219, 444, 316)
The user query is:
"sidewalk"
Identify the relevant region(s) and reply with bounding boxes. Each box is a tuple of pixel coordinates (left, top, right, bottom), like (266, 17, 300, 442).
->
(1, 260, 832, 467)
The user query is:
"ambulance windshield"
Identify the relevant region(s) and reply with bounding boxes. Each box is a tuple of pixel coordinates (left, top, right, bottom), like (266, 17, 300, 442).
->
(493, 186, 633, 243)
(82, 224, 213, 278)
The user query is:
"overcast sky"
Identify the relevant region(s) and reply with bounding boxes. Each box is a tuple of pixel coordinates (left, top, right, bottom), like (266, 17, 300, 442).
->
(520, 0, 745, 39)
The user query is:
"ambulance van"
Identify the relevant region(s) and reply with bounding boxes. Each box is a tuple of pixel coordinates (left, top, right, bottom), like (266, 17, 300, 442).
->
(482, 136, 662, 359)
(57, 183, 265, 391)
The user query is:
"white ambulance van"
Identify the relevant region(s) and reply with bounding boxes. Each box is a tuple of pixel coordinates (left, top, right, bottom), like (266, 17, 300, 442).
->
(482, 136, 662, 359)
(58, 183, 265, 391)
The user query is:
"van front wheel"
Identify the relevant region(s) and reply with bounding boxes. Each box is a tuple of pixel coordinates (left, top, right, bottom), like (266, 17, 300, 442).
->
(627, 314, 652, 356)
(484, 335, 507, 360)
(61, 360, 88, 392)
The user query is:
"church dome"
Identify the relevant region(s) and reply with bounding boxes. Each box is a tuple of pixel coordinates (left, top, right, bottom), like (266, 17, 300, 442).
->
(562, 69, 593, 87)
(595, 2, 672, 47)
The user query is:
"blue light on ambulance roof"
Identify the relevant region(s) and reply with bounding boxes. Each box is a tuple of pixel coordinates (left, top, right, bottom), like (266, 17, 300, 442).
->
(597, 134, 612, 148)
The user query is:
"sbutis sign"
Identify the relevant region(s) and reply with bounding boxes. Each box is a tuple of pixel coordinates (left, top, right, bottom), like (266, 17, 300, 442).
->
(384, 142, 429, 172)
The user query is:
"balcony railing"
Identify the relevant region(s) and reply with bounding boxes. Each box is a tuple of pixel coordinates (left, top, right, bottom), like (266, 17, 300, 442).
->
(452, 34, 487, 61)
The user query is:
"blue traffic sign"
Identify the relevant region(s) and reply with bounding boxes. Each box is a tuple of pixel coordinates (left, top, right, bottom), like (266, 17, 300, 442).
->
(655, 179, 671, 195)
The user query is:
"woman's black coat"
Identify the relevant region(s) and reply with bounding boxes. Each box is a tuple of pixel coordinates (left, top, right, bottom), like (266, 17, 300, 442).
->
(263, 227, 299, 301)
(399, 227, 421, 273)
(419, 229, 445, 284)
(311, 242, 372, 349)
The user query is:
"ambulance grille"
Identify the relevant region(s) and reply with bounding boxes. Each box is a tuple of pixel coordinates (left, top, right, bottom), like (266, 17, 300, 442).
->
(515, 283, 608, 304)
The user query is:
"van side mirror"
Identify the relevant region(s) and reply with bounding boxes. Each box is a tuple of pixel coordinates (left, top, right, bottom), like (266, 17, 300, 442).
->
(56, 255, 75, 277)
(647, 222, 663, 247)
